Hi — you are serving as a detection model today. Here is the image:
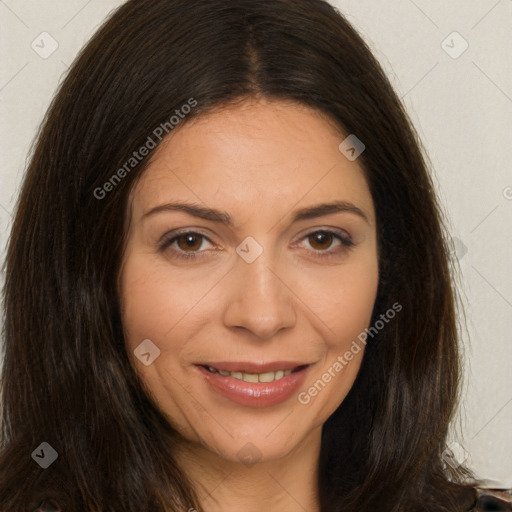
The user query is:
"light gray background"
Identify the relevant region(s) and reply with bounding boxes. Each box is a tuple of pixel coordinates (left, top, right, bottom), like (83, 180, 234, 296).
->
(0, 0, 511, 488)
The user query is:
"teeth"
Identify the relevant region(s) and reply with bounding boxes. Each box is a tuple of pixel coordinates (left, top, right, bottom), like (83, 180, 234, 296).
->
(206, 367, 294, 382)
(258, 371, 276, 383)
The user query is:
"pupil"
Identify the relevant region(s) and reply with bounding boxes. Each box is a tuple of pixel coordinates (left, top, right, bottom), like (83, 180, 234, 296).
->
(180, 234, 200, 250)
(312, 232, 331, 249)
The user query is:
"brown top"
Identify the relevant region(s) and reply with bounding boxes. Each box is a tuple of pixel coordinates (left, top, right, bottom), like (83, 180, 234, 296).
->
(34, 489, 512, 511)
(472, 489, 512, 511)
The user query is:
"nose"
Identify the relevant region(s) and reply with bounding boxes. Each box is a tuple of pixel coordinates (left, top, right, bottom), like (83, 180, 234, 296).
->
(221, 250, 297, 340)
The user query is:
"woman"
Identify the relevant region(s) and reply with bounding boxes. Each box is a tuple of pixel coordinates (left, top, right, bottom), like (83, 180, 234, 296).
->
(0, 0, 510, 511)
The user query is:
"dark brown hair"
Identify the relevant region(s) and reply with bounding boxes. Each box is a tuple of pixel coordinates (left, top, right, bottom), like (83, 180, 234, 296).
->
(1, 0, 478, 510)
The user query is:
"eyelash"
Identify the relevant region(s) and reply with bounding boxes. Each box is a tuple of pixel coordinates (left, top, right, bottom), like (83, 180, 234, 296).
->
(159, 229, 354, 261)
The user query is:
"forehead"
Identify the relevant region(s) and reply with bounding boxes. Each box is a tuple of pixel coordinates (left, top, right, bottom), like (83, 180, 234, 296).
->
(130, 99, 375, 224)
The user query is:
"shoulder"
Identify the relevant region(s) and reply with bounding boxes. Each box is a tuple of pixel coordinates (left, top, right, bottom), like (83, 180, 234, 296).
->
(470, 488, 512, 511)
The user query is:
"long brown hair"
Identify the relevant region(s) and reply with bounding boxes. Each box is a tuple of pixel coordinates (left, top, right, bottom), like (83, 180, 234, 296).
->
(1, 1, 477, 510)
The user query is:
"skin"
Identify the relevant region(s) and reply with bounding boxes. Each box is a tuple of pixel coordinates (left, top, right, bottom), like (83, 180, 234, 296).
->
(119, 98, 379, 512)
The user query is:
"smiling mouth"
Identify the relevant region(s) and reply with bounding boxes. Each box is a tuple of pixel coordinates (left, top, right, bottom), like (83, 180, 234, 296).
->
(200, 364, 309, 383)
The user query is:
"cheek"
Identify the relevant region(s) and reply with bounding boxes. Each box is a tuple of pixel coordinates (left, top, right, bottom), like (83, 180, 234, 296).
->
(122, 285, 166, 348)
(307, 253, 379, 347)
(120, 253, 183, 350)
(120, 238, 208, 322)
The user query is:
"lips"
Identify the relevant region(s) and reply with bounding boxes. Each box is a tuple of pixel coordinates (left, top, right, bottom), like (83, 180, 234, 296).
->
(195, 361, 312, 408)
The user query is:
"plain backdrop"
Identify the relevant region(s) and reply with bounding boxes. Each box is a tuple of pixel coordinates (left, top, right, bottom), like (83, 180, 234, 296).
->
(0, 0, 511, 488)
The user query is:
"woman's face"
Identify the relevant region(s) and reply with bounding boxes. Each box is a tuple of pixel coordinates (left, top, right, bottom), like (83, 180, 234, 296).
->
(119, 99, 379, 464)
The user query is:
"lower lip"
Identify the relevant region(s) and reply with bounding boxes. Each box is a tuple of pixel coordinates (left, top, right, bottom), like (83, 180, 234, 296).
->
(196, 365, 310, 408)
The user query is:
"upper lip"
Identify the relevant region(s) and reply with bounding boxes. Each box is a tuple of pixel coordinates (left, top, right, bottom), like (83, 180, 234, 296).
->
(196, 361, 311, 373)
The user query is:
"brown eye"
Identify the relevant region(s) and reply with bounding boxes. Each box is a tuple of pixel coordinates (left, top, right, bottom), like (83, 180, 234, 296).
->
(159, 231, 215, 261)
(299, 229, 354, 259)
(308, 231, 335, 251)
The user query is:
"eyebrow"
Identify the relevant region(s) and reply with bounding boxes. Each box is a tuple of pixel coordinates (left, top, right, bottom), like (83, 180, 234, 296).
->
(141, 200, 370, 226)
